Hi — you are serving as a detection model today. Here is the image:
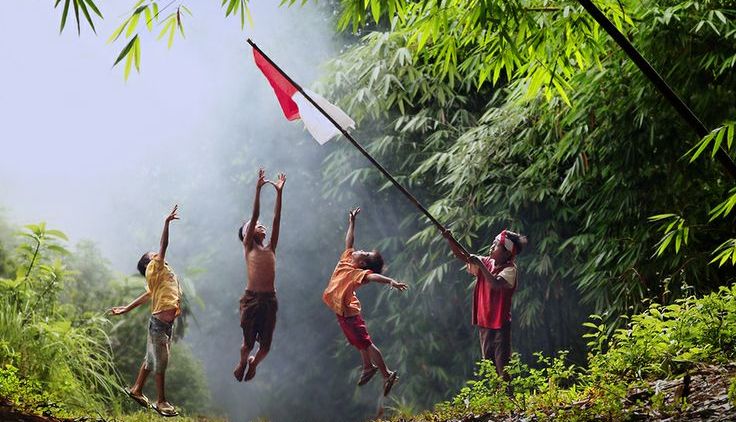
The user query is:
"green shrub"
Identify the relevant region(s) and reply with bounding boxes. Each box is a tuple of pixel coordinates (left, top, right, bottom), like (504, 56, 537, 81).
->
(403, 283, 736, 421)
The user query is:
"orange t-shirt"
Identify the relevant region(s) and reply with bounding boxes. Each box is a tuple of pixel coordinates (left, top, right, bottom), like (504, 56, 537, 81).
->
(322, 248, 372, 317)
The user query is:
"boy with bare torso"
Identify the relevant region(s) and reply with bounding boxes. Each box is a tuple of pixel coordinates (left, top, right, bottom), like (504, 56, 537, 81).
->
(233, 168, 285, 382)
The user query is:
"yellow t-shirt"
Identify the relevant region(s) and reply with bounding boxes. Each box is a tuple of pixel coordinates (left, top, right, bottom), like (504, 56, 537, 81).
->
(322, 248, 371, 317)
(145, 257, 181, 316)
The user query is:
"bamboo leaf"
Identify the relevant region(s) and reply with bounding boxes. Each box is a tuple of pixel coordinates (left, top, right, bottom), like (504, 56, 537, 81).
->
(124, 48, 134, 81)
(126, 12, 140, 38)
(167, 20, 176, 48)
(711, 126, 726, 157)
(59, 0, 71, 33)
(77, 0, 97, 34)
(371, 0, 381, 24)
(133, 36, 140, 72)
(244, 4, 253, 27)
(144, 7, 153, 31)
(83, 0, 102, 18)
(113, 35, 138, 67)
(72, 0, 81, 35)
(107, 18, 129, 43)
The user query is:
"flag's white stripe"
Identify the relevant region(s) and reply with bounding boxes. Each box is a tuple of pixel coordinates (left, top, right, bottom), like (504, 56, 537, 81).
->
(292, 89, 355, 145)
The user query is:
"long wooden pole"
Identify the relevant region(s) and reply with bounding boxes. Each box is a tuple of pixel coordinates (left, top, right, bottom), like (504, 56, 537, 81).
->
(576, 0, 736, 180)
(247, 39, 472, 258)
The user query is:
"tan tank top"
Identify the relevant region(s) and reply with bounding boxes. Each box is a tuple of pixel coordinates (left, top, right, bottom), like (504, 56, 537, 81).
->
(245, 245, 276, 292)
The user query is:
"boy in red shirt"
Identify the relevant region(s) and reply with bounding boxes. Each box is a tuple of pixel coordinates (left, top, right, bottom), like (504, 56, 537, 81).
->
(323, 207, 408, 396)
(444, 229, 527, 384)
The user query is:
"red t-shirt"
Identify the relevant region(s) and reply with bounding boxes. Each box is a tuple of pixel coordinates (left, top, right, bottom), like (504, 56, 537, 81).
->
(472, 257, 517, 329)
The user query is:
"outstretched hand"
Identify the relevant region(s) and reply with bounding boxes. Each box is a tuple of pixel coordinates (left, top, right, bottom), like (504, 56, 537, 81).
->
(391, 280, 409, 292)
(165, 204, 179, 224)
(256, 168, 267, 189)
(349, 207, 361, 222)
(109, 306, 128, 316)
(269, 172, 286, 192)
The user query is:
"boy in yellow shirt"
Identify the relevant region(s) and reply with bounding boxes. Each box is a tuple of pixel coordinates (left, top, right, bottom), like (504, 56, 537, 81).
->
(110, 205, 181, 417)
(323, 207, 407, 396)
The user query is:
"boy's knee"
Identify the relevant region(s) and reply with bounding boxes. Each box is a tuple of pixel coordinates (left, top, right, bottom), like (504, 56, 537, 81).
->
(259, 344, 271, 354)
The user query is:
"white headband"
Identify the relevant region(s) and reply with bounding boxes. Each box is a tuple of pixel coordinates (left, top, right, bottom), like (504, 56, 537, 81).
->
(495, 230, 515, 255)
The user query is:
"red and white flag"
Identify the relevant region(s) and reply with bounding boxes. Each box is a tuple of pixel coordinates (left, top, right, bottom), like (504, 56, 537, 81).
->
(252, 47, 355, 145)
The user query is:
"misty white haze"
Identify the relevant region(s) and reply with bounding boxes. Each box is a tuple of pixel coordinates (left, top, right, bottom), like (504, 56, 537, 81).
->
(0, 2, 394, 421)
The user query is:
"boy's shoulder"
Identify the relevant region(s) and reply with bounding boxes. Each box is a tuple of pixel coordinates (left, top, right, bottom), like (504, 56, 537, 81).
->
(147, 258, 175, 276)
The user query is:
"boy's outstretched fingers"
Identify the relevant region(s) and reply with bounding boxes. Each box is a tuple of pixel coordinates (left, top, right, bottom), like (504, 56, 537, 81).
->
(166, 204, 179, 222)
(349, 207, 361, 220)
(391, 281, 409, 291)
(109, 306, 126, 316)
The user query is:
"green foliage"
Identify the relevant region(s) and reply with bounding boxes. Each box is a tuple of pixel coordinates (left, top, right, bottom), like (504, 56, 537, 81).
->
(319, 0, 736, 412)
(686, 121, 736, 268)
(649, 214, 689, 256)
(107, 1, 192, 80)
(0, 363, 90, 419)
(55, 0, 103, 35)
(394, 284, 736, 420)
(589, 285, 736, 379)
(0, 224, 122, 417)
(53, 0, 245, 79)
(0, 221, 213, 419)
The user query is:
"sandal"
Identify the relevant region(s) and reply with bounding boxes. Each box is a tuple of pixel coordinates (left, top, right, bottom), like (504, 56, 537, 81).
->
(152, 402, 179, 417)
(383, 371, 399, 396)
(244, 356, 257, 382)
(357, 366, 378, 386)
(126, 388, 149, 408)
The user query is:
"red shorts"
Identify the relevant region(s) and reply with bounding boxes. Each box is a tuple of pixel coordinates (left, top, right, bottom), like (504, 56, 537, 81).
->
(336, 314, 372, 350)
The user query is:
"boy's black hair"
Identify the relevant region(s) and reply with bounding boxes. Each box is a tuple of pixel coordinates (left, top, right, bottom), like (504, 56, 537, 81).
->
(363, 250, 384, 274)
(238, 220, 251, 242)
(137, 252, 153, 276)
(505, 231, 529, 254)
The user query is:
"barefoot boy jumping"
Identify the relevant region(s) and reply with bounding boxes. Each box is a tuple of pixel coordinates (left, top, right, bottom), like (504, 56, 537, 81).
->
(323, 207, 407, 396)
(110, 204, 182, 417)
(234, 168, 285, 382)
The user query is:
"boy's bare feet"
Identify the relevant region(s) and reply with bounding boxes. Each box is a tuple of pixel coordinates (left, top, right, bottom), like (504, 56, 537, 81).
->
(233, 359, 248, 382)
(244, 356, 257, 381)
(383, 371, 398, 396)
(357, 365, 378, 386)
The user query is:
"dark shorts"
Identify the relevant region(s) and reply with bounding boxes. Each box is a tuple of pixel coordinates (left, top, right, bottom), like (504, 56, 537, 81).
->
(336, 314, 372, 350)
(240, 290, 278, 350)
(144, 316, 173, 374)
(479, 322, 511, 381)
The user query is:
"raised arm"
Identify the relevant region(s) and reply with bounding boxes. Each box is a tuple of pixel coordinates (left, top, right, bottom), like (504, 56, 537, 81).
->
(442, 229, 471, 263)
(365, 273, 409, 291)
(158, 204, 179, 262)
(244, 168, 267, 250)
(268, 172, 286, 252)
(345, 207, 360, 250)
(468, 254, 512, 289)
(109, 291, 151, 316)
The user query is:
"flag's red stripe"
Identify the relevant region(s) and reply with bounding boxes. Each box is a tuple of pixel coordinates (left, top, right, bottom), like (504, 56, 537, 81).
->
(252, 48, 300, 121)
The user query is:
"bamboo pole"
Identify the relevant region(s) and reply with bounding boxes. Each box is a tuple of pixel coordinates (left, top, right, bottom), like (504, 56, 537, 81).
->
(576, 0, 736, 180)
(247, 39, 472, 258)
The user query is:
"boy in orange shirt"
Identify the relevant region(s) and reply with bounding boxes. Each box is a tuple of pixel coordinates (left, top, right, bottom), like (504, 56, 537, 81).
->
(110, 205, 182, 417)
(323, 207, 407, 396)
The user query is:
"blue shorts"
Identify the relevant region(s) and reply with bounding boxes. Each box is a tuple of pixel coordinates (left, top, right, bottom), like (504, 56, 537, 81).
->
(144, 316, 173, 374)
